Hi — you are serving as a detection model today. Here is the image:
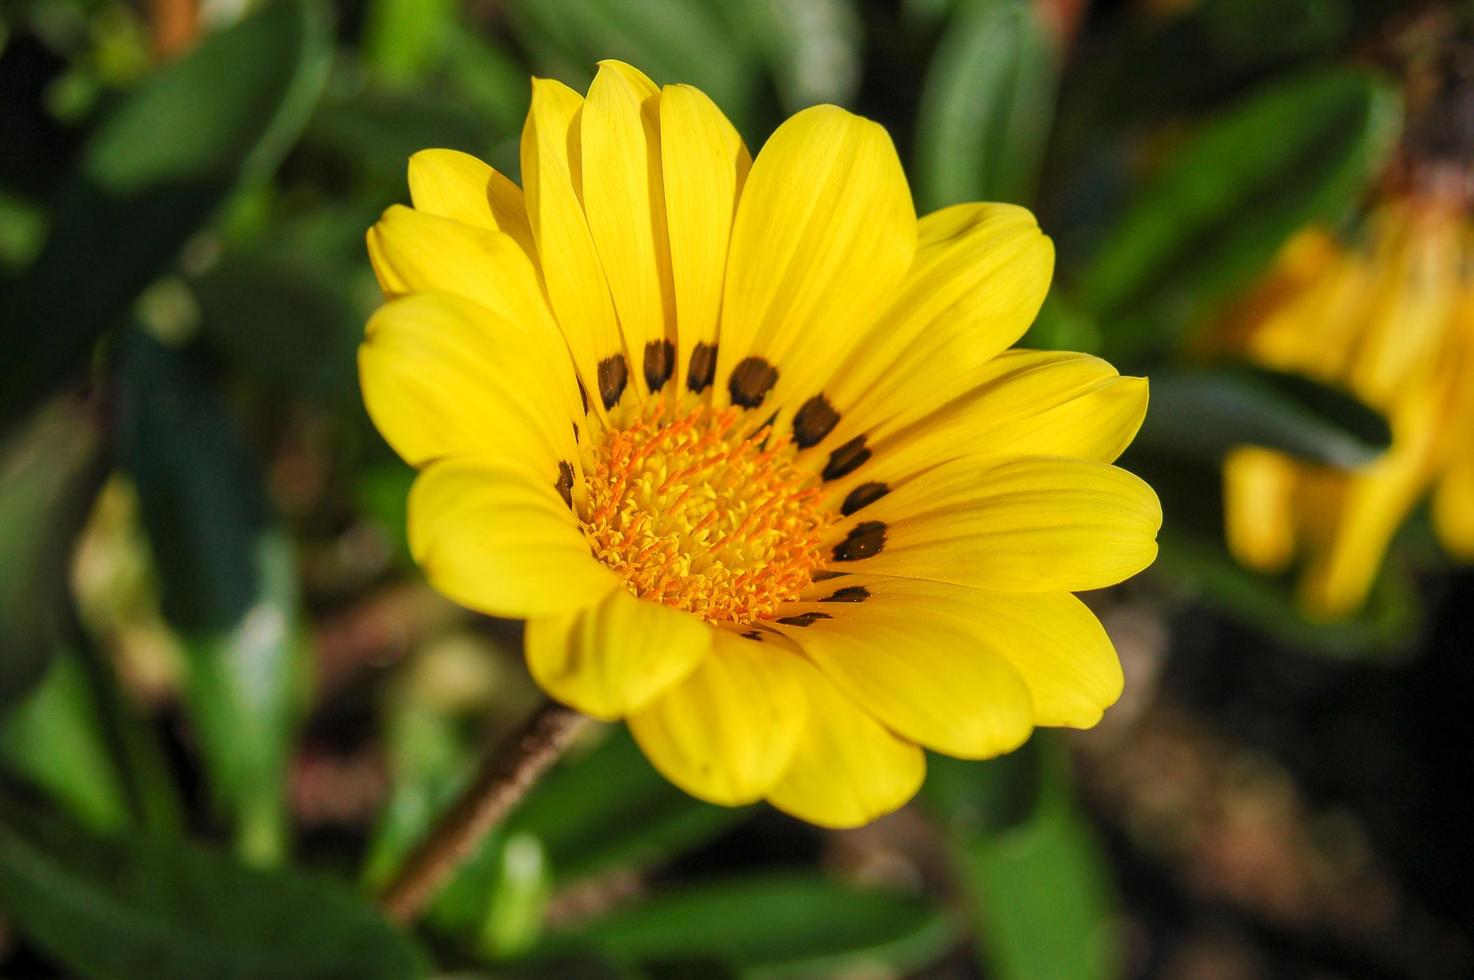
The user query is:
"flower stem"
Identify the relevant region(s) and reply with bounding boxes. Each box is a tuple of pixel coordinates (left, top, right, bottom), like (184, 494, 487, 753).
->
(379, 699, 589, 924)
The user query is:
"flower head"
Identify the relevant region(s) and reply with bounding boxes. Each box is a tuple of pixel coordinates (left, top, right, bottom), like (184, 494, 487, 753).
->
(1217, 191, 1474, 618)
(361, 61, 1160, 827)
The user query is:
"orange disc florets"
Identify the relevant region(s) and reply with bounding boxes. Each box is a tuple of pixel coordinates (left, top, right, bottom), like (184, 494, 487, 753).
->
(581, 402, 831, 624)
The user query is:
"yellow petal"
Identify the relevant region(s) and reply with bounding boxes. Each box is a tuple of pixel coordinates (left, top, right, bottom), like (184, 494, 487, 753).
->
(525, 588, 712, 721)
(580, 61, 675, 398)
(823, 456, 1161, 592)
(1435, 450, 1474, 559)
(408, 456, 621, 618)
(821, 351, 1149, 504)
(1222, 446, 1298, 573)
(765, 656, 925, 828)
(787, 577, 1119, 729)
(521, 76, 629, 415)
(659, 82, 750, 394)
(717, 105, 916, 414)
(367, 205, 556, 339)
(359, 291, 578, 471)
(813, 204, 1054, 448)
(770, 591, 1034, 759)
(406, 148, 537, 261)
(628, 629, 806, 806)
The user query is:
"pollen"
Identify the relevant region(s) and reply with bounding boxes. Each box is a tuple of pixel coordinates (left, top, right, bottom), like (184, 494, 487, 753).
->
(581, 402, 832, 624)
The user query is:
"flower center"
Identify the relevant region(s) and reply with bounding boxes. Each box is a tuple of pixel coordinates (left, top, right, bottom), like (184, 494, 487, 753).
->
(581, 402, 831, 624)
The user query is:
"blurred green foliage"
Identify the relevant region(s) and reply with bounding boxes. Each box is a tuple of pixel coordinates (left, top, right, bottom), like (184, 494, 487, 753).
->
(0, 0, 1439, 976)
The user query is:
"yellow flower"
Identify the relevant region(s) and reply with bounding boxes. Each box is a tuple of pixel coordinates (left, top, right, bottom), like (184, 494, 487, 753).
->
(360, 61, 1160, 827)
(1218, 194, 1474, 618)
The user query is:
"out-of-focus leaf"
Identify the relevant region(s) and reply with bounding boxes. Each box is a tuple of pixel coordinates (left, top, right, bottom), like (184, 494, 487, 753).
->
(1019, 293, 1102, 353)
(1156, 529, 1419, 659)
(193, 250, 365, 400)
(915, 0, 1059, 208)
(505, 0, 757, 133)
(0, 651, 131, 833)
(0, 0, 331, 431)
(478, 833, 551, 958)
(545, 872, 952, 976)
(0, 802, 426, 980)
(925, 740, 1118, 980)
(439, 23, 531, 141)
(1055, 0, 1357, 151)
(0, 393, 106, 708)
(119, 331, 304, 864)
(365, 719, 744, 952)
(1138, 364, 1392, 469)
(507, 726, 748, 884)
(362, 0, 457, 83)
(305, 84, 495, 182)
(722, 0, 863, 112)
(1075, 69, 1400, 361)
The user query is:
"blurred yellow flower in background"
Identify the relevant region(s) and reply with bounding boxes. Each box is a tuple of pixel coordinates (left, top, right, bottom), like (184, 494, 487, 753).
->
(360, 61, 1160, 827)
(1217, 188, 1474, 618)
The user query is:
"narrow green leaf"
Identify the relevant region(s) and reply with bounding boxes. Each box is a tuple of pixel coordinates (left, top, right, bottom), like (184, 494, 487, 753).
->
(362, 0, 458, 83)
(505, 0, 758, 134)
(915, 0, 1059, 208)
(1075, 68, 1400, 361)
(1137, 364, 1392, 468)
(192, 249, 366, 400)
(0, 651, 132, 833)
(0, 0, 331, 430)
(546, 871, 953, 976)
(305, 85, 498, 182)
(926, 741, 1118, 980)
(1155, 529, 1419, 659)
(364, 719, 744, 951)
(0, 803, 425, 980)
(0, 394, 106, 708)
(721, 0, 864, 112)
(507, 726, 748, 884)
(118, 331, 305, 864)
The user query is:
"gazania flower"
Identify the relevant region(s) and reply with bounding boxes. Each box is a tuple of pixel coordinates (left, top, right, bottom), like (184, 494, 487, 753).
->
(360, 61, 1160, 827)
(1217, 190, 1474, 618)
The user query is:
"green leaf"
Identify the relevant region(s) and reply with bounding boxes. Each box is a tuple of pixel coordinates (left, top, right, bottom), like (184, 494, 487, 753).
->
(362, 0, 458, 83)
(1074, 68, 1400, 361)
(0, 393, 107, 709)
(305, 84, 499, 182)
(192, 249, 366, 400)
(0, 802, 425, 980)
(915, 0, 1060, 208)
(721, 0, 864, 113)
(546, 871, 953, 976)
(1154, 529, 1419, 659)
(925, 740, 1118, 980)
(0, 651, 132, 833)
(364, 720, 744, 952)
(1136, 364, 1392, 468)
(505, 0, 758, 134)
(0, 0, 332, 431)
(507, 726, 747, 884)
(118, 331, 305, 864)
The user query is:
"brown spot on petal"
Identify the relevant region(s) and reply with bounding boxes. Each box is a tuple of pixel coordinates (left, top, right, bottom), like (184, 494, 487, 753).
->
(644, 338, 675, 391)
(729, 356, 778, 408)
(841, 481, 889, 516)
(792, 394, 840, 448)
(555, 461, 574, 509)
(687, 342, 717, 393)
(823, 435, 871, 481)
(598, 355, 628, 410)
(832, 521, 886, 562)
(820, 585, 870, 603)
(776, 611, 832, 627)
